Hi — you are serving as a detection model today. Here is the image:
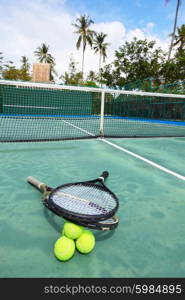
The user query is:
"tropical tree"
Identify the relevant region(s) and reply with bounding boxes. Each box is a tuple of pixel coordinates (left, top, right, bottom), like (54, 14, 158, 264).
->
(101, 38, 166, 89)
(114, 38, 165, 83)
(173, 24, 185, 50)
(34, 43, 57, 80)
(3, 64, 31, 81)
(93, 32, 109, 84)
(72, 14, 94, 77)
(87, 70, 98, 82)
(101, 63, 125, 88)
(167, 0, 181, 60)
(60, 55, 82, 85)
(20, 56, 30, 72)
(160, 59, 180, 83)
(34, 43, 55, 64)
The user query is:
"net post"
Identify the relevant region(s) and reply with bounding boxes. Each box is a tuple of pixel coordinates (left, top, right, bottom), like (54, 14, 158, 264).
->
(100, 90, 105, 136)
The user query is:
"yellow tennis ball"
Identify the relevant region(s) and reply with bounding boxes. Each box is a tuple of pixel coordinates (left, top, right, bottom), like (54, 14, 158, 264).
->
(54, 236, 75, 261)
(63, 222, 84, 240)
(76, 230, 95, 254)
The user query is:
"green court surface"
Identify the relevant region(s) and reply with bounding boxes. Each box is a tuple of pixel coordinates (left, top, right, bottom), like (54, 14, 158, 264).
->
(0, 138, 185, 278)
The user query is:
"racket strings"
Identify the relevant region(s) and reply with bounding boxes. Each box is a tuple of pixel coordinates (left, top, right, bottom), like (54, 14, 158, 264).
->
(51, 183, 117, 216)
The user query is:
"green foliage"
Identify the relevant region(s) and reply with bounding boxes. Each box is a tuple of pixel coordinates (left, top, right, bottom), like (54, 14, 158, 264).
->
(34, 43, 55, 64)
(160, 48, 185, 86)
(60, 56, 83, 85)
(101, 38, 166, 88)
(81, 80, 99, 88)
(87, 70, 98, 82)
(60, 57, 99, 87)
(2, 66, 31, 81)
(73, 14, 94, 50)
(61, 71, 82, 85)
(114, 38, 165, 83)
(93, 32, 109, 61)
(20, 56, 30, 72)
(160, 60, 179, 83)
(2, 57, 31, 81)
(101, 63, 125, 88)
(100, 36, 185, 91)
(173, 24, 185, 50)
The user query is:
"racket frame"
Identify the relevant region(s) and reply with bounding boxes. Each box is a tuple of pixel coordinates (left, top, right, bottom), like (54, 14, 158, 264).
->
(63, 215, 119, 231)
(27, 171, 119, 223)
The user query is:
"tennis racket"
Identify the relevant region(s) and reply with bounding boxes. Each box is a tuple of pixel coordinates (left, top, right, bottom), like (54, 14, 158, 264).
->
(26, 171, 119, 224)
(63, 215, 119, 231)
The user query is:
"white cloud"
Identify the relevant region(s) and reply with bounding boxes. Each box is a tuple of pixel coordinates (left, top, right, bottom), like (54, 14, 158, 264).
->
(125, 28, 145, 41)
(92, 21, 126, 46)
(0, 1, 75, 76)
(125, 23, 170, 52)
(0, 1, 170, 81)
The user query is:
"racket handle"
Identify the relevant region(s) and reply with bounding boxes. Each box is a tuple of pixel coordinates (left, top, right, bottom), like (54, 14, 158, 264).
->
(27, 176, 45, 190)
(99, 171, 109, 182)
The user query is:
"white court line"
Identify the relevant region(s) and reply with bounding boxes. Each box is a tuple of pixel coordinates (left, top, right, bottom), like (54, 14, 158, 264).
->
(62, 119, 96, 137)
(100, 138, 185, 181)
(61, 120, 185, 181)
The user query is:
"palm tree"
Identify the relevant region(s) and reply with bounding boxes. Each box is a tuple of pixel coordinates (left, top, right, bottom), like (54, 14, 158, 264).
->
(93, 32, 109, 73)
(34, 43, 55, 64)
(167, 0, 181, 60)
(72, 15, 94, 77)
(173, 24, 185, 50)
(34, 43, 57, 80)
(20, 56, 30, 72)
(87, 70, 97, 82)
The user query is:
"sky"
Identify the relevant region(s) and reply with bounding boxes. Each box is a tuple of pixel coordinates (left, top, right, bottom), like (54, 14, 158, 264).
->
(0, 0, 185, 80)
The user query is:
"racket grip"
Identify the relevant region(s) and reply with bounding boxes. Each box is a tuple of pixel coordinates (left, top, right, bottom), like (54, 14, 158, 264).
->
(27, 176, 44, 190)
(99, 171, 109, 181)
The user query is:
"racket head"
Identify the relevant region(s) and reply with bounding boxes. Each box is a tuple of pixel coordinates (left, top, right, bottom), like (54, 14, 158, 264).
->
(47, 173, 119, 222)
(27, 172, 119, 223)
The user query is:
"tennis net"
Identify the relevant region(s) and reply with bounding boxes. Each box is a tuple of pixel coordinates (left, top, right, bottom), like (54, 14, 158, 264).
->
(0, 80, 185, 142)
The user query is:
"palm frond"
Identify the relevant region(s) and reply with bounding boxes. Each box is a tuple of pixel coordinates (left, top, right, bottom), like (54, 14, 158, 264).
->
(76, 35, 82, 49)
(34, 43, 55, 65)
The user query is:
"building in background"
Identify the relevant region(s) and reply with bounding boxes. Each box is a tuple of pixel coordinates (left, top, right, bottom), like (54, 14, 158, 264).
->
(32, 63, 51, 83)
